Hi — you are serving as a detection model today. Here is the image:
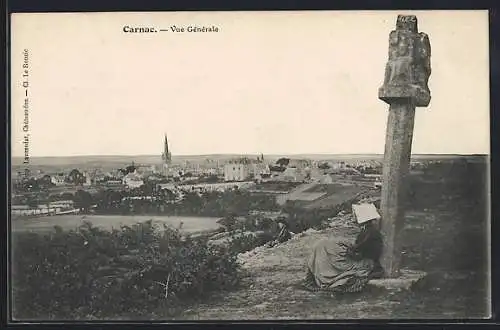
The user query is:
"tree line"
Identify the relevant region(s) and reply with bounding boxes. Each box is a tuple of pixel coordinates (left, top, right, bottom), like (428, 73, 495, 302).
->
(34, 187, 280, 217)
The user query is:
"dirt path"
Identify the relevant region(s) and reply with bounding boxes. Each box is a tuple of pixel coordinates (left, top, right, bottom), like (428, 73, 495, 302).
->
(177, 208, 489, 320)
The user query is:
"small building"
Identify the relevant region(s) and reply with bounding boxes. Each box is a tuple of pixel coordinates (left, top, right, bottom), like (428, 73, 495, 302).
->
(182, 175, 201, 182)
(49, 200, 74, 209)
(83, 171, 92, 186)
(224, 163, 250, 182)
(51, 175, 66, 186)
(252, 163, 271, 176)
(136, 165, 155, 175)
(205, 168, 218, 176)
(106, 180, 123, 186)
(282, 167, 306, 182)
(364, 174, 382, 179)
(122, 173, 144, 188)
(146, 174, 164, 182)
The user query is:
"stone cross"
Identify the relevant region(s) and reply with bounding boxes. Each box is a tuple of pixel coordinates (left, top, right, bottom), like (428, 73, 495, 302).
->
(378, 15, 431, 277)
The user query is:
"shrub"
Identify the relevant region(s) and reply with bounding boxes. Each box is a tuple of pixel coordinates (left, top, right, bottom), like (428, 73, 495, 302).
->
(227, 232, 275, 255)
(284, 209, 327, 233)
(12, 220, 240, 320)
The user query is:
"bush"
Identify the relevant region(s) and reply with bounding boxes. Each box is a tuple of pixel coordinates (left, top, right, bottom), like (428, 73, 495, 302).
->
(227, 232, 275, 255)
(12, 220, 240, 320)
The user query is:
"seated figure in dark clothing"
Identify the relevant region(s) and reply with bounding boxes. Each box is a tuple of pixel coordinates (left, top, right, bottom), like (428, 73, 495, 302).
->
(343, 217, 385, 279)
(303, 203, 385, 292)
(266, 218, 292, 248)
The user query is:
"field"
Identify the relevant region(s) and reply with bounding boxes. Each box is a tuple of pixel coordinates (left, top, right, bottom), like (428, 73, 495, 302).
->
(11, 215, 222, 234)
(302, 185, 365, 210)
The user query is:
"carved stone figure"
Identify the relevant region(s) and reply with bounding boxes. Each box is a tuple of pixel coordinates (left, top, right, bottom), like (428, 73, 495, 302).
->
(379, 15, 431, 107)
(383, 30, 415, 87)
(415, 32, 432, 93)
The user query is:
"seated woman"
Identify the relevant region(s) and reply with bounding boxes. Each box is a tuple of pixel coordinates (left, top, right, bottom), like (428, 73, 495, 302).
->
(265, 218, 292, 248)
(303, 203, 384, 293)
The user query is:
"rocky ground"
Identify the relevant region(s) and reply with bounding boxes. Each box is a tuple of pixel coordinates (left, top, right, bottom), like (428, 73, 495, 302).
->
(174, 196, 489, 320)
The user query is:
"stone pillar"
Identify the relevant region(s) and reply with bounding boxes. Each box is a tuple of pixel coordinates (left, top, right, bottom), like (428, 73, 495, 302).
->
(378, 15, 431, 277)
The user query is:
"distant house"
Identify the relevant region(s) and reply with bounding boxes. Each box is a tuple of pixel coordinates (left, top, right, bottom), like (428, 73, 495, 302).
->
(330, 162, 345, 170)
(113, 171, 125, 179)
(182, 175, 200, 182)
(106, 180, 123, 186)
(282, 167, 306, 182)
(93, 174, 106, 183)
(136, 165, 155, 175)
(252, 163, 271, 181)
(204, 168, 218, 176)
(158, 183, 176, 190)
(122, 173, 144, 188)
(308, 168, 324, 182)
(255, 173, 272, 183)
(11, 203, 65, 216)
(224, 163, 250, 182)
(49, 200, 74, 209)
(51, 174, 66, 186)
(364, 174, 382, 179)
(146, 174, 163, 182)
(83, 171, 92, 186)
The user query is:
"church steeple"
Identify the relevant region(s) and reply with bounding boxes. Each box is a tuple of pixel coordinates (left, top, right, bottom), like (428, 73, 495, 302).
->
(164, 134, 169, 156)
(162, 133, 172, 165)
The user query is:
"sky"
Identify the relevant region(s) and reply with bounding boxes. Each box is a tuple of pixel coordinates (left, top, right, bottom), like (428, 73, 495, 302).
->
(11, 10, 490, 157)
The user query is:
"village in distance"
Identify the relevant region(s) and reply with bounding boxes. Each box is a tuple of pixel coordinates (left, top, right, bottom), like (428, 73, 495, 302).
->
(11, 133, 482, 222)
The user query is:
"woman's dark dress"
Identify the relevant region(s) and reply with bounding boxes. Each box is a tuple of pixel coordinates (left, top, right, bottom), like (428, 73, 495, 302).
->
(305, 225, 384, 292)
(352, 226, 384, 277)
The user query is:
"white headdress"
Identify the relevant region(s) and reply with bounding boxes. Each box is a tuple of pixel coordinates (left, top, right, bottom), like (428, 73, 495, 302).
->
(352, 203, 381, 224)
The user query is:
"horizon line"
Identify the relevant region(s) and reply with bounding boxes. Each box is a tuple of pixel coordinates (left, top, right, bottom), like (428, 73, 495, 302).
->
(11, 152, 489, 159)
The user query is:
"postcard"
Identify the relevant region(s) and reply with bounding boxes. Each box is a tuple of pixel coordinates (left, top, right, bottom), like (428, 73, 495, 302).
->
(9, 10, 490, 321)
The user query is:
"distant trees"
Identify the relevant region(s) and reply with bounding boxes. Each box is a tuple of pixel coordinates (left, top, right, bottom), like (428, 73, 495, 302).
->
(61, 192, 75, 201)
(269, 165, 286, 172)
(89, 186, 279, 217)
(140, 182, 156, 196)
(40, 175, 53, 185)
(217, 214, 237, 231)
(318, 162, 331, 170)
(22, 178, 41, 191)
(358, 166, 381, 175)
(68, 169, 85, 185)
(74, 190, 93, 213)
(276, 158, 290, 167)
(95, 189, 124, 213)
(26, 197, 39, 209)
(125, 164, 137, 174)
(196, 175, 220, 183)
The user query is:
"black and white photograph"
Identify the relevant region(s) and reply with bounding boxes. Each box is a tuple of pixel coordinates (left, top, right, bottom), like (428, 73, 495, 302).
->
(9, 10, 491, 321)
